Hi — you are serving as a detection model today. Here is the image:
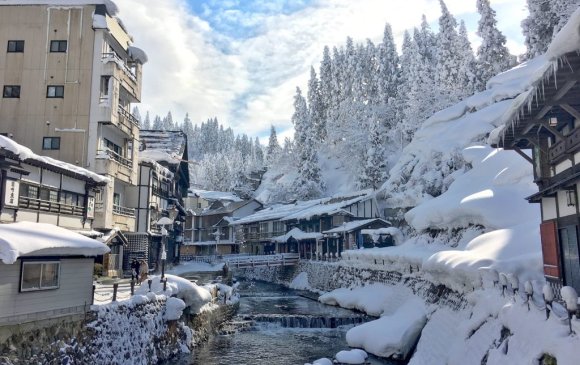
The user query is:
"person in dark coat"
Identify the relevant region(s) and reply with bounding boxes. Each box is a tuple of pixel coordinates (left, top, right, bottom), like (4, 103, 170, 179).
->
(130, 259, 137, 281)
(134, 259, 141, 282)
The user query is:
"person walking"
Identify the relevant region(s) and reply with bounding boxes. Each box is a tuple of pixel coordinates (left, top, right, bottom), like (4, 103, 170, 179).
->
(134, 259, 141, 282)
(139, 259, 148, 284)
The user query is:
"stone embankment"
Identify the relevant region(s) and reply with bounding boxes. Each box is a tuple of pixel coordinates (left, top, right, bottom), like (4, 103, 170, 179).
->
(0, 294, 237, 365)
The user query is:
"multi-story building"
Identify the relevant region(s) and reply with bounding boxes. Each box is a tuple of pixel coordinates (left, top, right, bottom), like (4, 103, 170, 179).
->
(0, 1, 147, 241)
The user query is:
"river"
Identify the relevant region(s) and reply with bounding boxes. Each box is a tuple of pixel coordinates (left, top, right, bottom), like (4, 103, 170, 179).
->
(171, 277, 401, 365)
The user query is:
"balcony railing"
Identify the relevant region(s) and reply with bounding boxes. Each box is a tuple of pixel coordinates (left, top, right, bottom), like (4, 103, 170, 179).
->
(245, 231, 286, 240)
(549, 127, 580, 165)
(19, 197, 85, 216)
(98, 149, 133, 168)
(102, 52, 137, 81)
(113, 204, 135, 217)
(118, 106, 139, 127)
(152, 185, 170, 198)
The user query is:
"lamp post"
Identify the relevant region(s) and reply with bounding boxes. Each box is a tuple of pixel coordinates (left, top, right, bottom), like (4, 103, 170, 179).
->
(161, 226, 167, 281)
(212, 229, 222, 257)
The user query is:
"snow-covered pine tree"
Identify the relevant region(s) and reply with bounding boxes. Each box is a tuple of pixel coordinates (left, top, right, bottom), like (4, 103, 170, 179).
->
(292, 87, 324, 200)
(162, 111, 174, 130)
(358, 120, 388, 190)
(456, 20, 477, 98)
(475, 0, 514, 90)
(376, 23, 399, 106)
(435, 0, 463, 105)
(141, 111, 151, 130)
(152, 115, 163, 129)
(253, 137, 264, 167)
(415, 15, 437, 65)
(552, 0, 578, 36)
(521, 0, 558, 58)
(319, 46, 333, 139)
(181, 113, 194, 158)
(132, 106, 142, 125)
(307, 67, 326, 142)
(266, 125, 281, 165)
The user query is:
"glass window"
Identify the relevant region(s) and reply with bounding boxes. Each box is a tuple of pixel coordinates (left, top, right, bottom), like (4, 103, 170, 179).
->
(42, 137, 60, 150)
(39, 188, 49, 201)
(49, 190, 58, 202)
(20, 261, 60, 291)
(7, 40, 24, 52)
(49, 40, 67, 52)
(47, 85, 64, 98)
(3, 85, 20, 98)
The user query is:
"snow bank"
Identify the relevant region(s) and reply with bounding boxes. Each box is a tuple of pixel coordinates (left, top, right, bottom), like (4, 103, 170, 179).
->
(305, 358, 333, 365)
(289, 271, 311, 290)
(405, 146, 538, 231)
(334, 349, 368, 364)
(0, 221, 109, 264)
(165, 297, 186, 320)
(346, 298, 426, 359)
(135, 274, 212, 314)
(319, 284, 413, 317)
(168, 260, 225, 275)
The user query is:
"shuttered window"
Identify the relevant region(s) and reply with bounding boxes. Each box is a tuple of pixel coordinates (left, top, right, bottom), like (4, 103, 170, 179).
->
(540, 220, 560, 279)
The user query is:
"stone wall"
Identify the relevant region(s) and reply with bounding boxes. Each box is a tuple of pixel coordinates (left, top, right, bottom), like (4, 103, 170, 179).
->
(235, 260, 466, 310)
(0, 296, 238, 365)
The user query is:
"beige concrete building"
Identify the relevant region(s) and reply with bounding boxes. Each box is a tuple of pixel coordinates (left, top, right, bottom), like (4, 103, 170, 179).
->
(0, 1, 147, 234)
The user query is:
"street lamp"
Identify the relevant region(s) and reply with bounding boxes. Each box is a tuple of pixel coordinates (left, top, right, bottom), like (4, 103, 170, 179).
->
(161, 226, 167, 281)
(212, 229, 222, 257)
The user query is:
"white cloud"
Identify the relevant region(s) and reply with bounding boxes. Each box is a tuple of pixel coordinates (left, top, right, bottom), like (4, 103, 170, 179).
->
(114, 0, 527, 139)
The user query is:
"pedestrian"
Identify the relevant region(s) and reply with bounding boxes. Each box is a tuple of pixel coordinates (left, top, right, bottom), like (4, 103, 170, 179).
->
(139, 259, 148, 284)
(134, 259, 141, 283)
(130, 259, 137, 281)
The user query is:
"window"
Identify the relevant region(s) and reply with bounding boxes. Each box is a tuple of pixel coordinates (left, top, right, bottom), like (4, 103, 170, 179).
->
(3, 85, 20, 98)
(104, 138, 122, 156)
(19, 184, 38, 199)
(47, 85, 64, 98)
(20, 261, 60, 291)
(100, 76, 110, 98)
(60, 191, 83, 207)
(273, 221, 285, 233)
(260, 222, 269, 233)
(49, 40, 67, 52)
(43, 137, 60, 150)
(7, 40, 24, 53)
(113, 193, 120, 206)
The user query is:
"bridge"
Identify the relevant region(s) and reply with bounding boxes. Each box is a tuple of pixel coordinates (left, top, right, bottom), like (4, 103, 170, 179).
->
(224, 253, 300, 268)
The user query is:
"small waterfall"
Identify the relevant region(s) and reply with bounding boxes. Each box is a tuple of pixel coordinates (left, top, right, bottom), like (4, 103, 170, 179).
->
(244, 314, 368, 328)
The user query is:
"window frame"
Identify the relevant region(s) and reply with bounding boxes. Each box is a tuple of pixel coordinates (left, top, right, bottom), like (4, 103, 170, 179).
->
(46, 85, 64, 98)
(49, 40, 67, 53)
(7, 40, 24, 53)
(3, 85, 21, 98)
(20, 260, 61, 292)
(42, 136, 61, 150)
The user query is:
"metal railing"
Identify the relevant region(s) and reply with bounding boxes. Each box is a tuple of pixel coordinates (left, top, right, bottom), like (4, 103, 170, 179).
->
(18, 197, 84, 216)
(113, 204, 135, 217)
(224, 253, 300, 268)
(101, 52, 137, 81)
(98, 148, 133, 168)
(118, 106, 139, 127)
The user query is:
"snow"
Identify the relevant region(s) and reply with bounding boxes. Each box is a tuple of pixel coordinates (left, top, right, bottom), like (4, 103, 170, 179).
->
(134, 274, 212, 314)
(164, 297, 186, 320)
(128, 45, 148, 64)
(546, 8, 580, 59)
(92, 14, 107, 29)
(305, 358, 333, 365)
(334, 349, 368, 364)
(560, 286, 578, 311)
(139, 157, 174, 179)
(139, 130, 187, 166)
(189, 188, 242, 202)
(289, 271, 311, 290)
(322, 218, 389, 234)
(0, 221, 109, 264)
(0, 135, 108, 184)
(272, 227, 323, 243)
(345, 298, 426, 359)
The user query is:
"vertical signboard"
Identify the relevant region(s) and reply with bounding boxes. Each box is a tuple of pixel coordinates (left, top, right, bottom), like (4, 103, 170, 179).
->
(4, 179, 20, 208)
(86, 196, 95, 219)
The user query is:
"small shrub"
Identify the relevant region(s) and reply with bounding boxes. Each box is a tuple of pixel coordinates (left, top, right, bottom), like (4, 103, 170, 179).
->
(94, 263, 104, 277)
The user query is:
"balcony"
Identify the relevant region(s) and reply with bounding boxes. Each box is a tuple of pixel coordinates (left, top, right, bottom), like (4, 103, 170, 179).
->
(549, 127, 580, 165)
(19, 197, 85, 216)
(101, 52, 142, 101)
(113, 204, 135, 217)
(95, 149, 134, 183)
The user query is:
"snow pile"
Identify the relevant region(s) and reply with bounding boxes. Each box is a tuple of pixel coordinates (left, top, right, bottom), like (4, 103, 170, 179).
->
(135, 274, 212, 314)
(346, 298, 426, 359)
(334, 349, 368, 364)
(361, 227, 404, 245)
(319, 284, 413, 317)
(405, 146, 538, 231)
(168, 260, 225, 275)
(289, 272, 311, 290)
(189, 188, 242, 202)
(0, 135, 108, 184)
(0, 221, 109, 264)
(164, 297, 186, 320)
(128, 45, 148, 64)
(140, 130, 187, 166)
(304, 358, 333, 365)
(204, 282, 239, 305)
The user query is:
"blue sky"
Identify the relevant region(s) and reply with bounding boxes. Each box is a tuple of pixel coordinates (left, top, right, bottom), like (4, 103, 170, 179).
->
(114, 0, 528, 143)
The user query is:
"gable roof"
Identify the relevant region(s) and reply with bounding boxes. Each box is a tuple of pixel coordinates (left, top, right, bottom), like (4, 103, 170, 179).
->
(139, 130, 188, 166)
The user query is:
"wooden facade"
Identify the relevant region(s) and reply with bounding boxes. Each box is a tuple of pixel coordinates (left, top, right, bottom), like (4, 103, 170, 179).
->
(493, 50, 580, 294)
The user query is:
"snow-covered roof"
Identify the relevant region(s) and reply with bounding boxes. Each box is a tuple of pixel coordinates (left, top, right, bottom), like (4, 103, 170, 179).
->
(0, 222, 110, 264)
(323, 218, 390, 234)
(138, 156, 174, 179)
(189, 189, 242, 202)
(233, 190, 374, 225)
(0, 135, 108, 184)
(139, 130, 187, 166)
(272, 227, 323, 243)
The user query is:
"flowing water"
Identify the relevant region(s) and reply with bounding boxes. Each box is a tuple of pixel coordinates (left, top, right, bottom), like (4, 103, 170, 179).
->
(171, 278, 402, 365)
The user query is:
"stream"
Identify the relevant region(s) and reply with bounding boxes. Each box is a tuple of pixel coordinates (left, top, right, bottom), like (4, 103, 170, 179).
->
(171, 277, 401, 364)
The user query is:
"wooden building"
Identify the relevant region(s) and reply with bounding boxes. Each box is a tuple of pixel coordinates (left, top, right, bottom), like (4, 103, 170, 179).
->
(492, 49, 580, 294)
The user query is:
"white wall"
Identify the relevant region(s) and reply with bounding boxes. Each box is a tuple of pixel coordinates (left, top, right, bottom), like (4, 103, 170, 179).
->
(0, 258, 94, 325)
(541, 197, 557, 221)
(557, 190, 577, 217)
